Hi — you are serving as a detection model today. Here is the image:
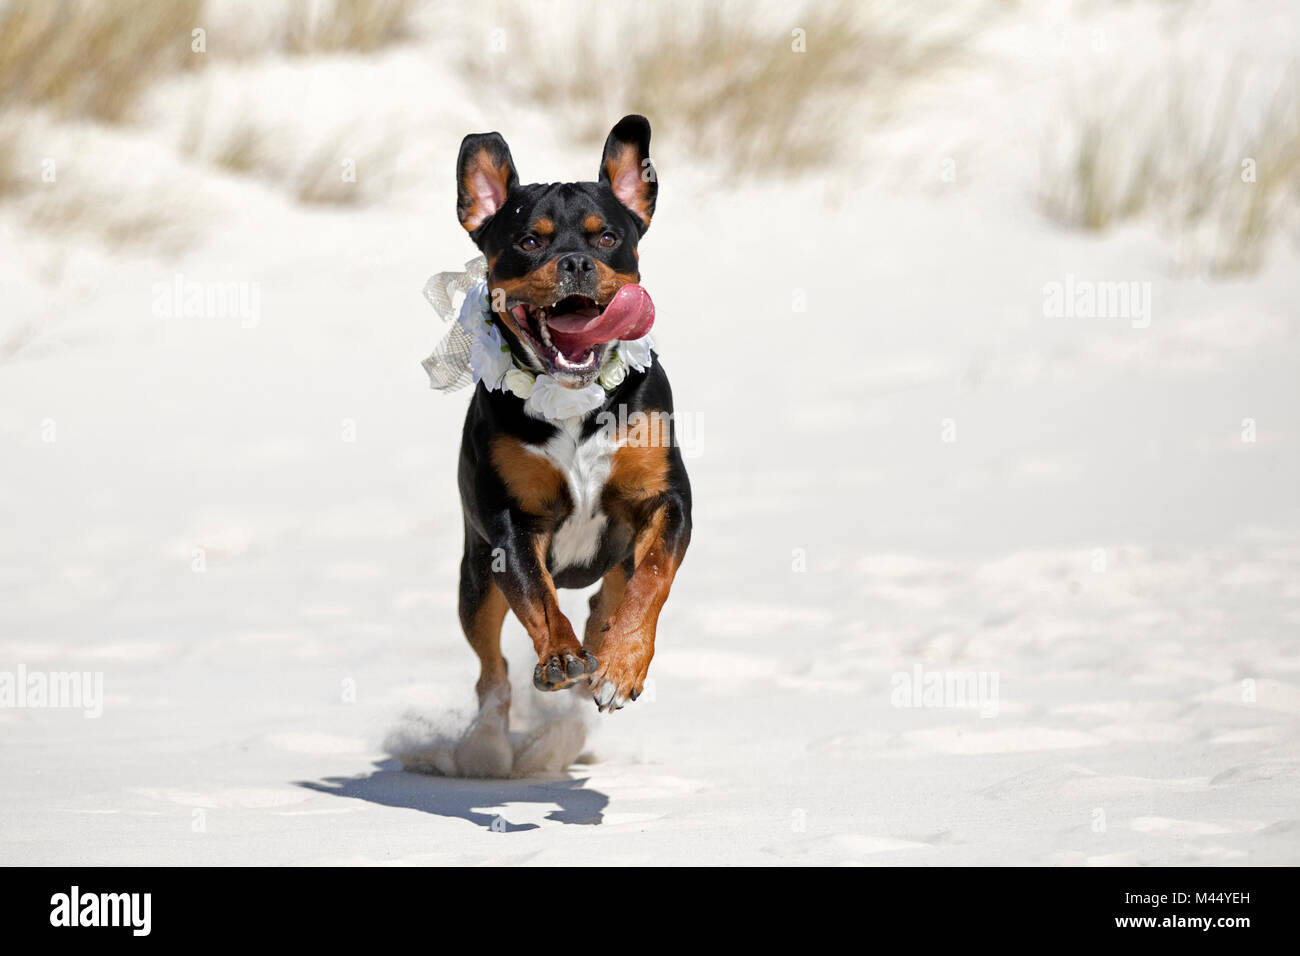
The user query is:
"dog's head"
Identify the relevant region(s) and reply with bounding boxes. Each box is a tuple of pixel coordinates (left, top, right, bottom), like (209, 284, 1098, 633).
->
(456, 115, 657, 389)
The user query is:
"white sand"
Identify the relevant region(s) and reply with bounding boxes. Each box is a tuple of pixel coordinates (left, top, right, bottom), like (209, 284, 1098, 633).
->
(1, 0, 1297, 864)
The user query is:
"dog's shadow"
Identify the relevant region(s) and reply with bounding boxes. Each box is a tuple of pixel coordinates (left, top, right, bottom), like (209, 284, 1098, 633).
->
(296, 759, 609, 830)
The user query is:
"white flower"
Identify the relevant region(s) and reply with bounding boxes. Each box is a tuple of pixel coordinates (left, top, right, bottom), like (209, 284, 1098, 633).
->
(468, 316, 513, 388)
(455, 280, 512, 388)
(503, 368, 535, 399)
(619, 334, 653, 371)
(599, 351, 627, 389)
(455, 280, 491, 331)
(525, 375, 607, 420)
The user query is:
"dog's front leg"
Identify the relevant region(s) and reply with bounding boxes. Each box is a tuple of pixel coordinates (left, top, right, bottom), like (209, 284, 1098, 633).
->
(585, 494, 690, 711)
(487, 509, 598, 691)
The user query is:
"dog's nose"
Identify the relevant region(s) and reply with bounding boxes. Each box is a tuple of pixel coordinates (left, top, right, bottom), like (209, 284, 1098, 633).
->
(557, 253, 595, 276)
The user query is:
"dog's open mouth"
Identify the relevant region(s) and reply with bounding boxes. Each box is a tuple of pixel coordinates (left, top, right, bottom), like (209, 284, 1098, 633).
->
(506, 284, 654, 386)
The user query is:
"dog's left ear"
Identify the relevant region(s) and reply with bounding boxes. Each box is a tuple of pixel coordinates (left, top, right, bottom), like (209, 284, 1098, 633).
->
(599, 114, 656, 234)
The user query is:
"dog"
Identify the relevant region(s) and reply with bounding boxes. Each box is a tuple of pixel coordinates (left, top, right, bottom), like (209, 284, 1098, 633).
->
(449, 115, 691, 775)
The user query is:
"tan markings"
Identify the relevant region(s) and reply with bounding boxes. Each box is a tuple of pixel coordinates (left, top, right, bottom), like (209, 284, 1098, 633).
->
(490, 436, 569, 517)
(501, 533, 561, 648)
(490, 260, 561, 339)
(533, 217, 555, 236)
(493, 261, 635, 326)
(588, 505, 682, 694)
(492, 260, 560, 305)
(632, 505, 667, 567)
(513, 532, 583, 659)
(608, 442, 671, 502)
(505, 533, 557, 640)
(593, 262, 640, 302)
(465, 581, 510, 705)
(604, 145, 652, 226)
(619, 506, 680, 628)
(603, 428, 670, 533)
(583, 214, 604, 233)
(583, 566, 627, 651)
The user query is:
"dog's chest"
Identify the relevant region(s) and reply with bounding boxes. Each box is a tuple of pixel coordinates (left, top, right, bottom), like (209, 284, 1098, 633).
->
(526, 418, 615, 570)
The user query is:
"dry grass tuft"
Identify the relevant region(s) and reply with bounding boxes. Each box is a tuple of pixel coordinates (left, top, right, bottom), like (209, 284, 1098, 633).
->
(0, 0, 204, 123)
(465, 0, 978, 176)
(0, 110, 192, 250)
(182, 104, 399, 206)
(210, 118, 265, 174)
(291, 131, 398, 204)
(0, 0, 419, 262)
(0, 118, 23, 198)
(24, 186, 198, 249)
(0, 0, 419, 125)
(282, 0, 417, 55)
(1040, 61, 1300, 276)
(293, 138, 363, 204)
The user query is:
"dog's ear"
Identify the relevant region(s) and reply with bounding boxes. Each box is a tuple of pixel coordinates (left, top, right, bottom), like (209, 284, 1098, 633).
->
(457, 132, 519, 233)
(599, 114, 656, 233)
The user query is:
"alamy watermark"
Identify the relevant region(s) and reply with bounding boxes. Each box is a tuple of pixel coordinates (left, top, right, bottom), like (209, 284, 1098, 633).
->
(50, 886, 150, 936)
(152, 273, 261, 328)
(0, 664, 103, 718)
(1043, 273, 1151, 328)
(890, 664, 999, 718)
(594, 404, 704, 459)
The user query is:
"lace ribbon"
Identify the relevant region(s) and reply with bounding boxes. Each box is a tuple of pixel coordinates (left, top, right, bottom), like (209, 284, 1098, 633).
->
(420, 255, 488, 391)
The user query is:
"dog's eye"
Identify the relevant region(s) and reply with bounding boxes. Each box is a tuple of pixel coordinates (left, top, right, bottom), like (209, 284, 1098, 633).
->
(594, 231, 618, 249)
(517, 235, 547, 252)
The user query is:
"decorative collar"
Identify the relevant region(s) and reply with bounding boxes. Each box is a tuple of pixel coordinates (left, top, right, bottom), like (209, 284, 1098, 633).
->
(421, 258, 653, 422)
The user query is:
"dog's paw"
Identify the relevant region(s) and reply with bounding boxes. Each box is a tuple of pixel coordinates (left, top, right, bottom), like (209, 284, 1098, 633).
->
(585, 643, 650, 713)
(532, 648, 598, 691)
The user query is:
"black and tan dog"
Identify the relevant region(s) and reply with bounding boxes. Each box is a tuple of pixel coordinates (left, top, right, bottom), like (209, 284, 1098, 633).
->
(450, 115, 691, 775)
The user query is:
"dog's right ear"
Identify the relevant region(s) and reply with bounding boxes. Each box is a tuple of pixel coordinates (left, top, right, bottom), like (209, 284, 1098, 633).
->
(457, 132, 519, 234)
(599, 114, 656, 234)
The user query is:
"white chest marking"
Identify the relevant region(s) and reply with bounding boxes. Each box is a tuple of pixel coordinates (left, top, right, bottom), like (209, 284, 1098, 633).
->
(526, 417, 617, 570)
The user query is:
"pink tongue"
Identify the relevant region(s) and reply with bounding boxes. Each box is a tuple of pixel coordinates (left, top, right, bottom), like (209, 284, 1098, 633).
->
(546, 284, 654, 355)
